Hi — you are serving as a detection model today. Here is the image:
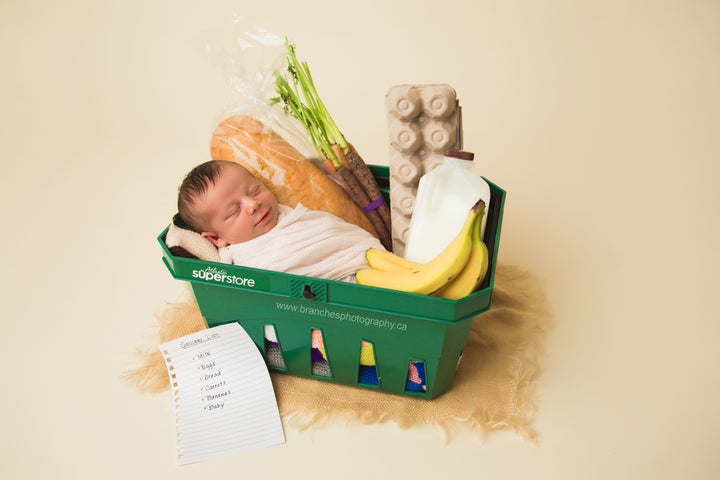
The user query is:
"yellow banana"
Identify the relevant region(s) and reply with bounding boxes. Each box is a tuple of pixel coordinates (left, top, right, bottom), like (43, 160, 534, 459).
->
(365, 248, 421, 272)
(356, 199, 485, 295)
(433, 204, 489, 300)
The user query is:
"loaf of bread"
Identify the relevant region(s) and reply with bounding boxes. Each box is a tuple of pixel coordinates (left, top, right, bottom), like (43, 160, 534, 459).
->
(210, 115, 378, 238)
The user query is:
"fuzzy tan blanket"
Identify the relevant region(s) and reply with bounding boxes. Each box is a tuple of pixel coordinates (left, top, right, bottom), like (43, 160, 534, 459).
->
(123, 263, 552, 441)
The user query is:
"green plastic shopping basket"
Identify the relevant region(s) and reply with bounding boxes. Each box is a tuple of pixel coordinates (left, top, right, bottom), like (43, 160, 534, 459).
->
(159, 165, 506, 398)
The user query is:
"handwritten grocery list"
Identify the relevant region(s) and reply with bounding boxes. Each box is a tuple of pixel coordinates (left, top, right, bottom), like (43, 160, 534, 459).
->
(159, 322, 285, 465)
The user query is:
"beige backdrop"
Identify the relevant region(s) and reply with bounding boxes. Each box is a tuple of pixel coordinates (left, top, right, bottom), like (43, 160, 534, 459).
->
(1, 1, 719, 479)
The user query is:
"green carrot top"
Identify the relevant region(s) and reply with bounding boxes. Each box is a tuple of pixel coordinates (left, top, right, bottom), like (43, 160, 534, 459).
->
(273, 39, 347, 168)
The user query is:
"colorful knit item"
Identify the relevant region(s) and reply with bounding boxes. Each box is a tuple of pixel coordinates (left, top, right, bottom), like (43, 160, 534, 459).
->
(358, 365, 379, 385)
(264, 328, 429, 392)
(311, 329, 327, 360)
(405, 361, 426, 392)
(359, 341, 376, 366)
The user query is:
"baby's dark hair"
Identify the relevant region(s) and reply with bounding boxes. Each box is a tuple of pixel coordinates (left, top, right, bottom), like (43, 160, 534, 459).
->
(177, 160, 236, 232)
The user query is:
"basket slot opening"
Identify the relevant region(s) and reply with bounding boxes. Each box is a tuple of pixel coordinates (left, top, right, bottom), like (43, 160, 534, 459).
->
(310, 329, 332, 377)
(405, 360, 427, 393)
(263, 325, 286, 370)
(358, 340, 379, 386)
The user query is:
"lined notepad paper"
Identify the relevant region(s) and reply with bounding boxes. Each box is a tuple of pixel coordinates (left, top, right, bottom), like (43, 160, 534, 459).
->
(159, 322, 285, 465)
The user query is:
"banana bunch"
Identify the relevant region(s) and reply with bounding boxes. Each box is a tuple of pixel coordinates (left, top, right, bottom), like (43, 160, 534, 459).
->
(356, 199, 489, 299)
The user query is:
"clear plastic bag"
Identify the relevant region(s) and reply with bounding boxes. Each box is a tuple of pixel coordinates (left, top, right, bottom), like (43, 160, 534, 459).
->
(204, 17, 378, 237)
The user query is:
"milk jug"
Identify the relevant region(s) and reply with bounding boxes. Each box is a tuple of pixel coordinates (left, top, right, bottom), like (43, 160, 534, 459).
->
(403, 149, 491, 263)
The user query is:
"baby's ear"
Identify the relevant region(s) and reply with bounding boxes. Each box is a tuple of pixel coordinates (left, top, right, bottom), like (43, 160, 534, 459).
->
(200, 232, 228, 248)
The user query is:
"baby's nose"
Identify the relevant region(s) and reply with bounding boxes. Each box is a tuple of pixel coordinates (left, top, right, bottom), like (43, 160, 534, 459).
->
(245, 196, 259, 212)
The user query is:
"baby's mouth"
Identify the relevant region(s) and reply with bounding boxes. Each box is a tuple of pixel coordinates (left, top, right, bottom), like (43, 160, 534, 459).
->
(256, 209, 270, 226)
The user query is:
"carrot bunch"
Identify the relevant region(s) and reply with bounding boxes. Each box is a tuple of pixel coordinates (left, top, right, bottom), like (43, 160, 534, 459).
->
(273, 40, 393, 251)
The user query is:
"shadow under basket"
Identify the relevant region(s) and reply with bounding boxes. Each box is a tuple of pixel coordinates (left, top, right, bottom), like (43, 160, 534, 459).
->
(158, 165, 506, 399)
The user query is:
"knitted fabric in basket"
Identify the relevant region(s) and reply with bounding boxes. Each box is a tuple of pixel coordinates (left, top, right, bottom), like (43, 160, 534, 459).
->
(264, 326, 433, 392)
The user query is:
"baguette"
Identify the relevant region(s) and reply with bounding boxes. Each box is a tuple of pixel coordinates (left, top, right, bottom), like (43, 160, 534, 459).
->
(210, 115, 379, 238)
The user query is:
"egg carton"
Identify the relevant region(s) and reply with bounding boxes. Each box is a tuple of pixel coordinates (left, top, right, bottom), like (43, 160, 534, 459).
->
(385, 84, 463, 256)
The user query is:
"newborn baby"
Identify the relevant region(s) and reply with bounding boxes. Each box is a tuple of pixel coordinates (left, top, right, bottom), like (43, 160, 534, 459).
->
(177, 160, 384, 282)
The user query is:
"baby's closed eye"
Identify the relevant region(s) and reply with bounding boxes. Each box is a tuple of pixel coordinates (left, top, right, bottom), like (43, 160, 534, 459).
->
(225, 206, 240, 220)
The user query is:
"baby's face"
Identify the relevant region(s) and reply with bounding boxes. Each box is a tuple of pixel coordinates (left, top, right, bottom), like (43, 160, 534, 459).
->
(196, 163, 279, 247)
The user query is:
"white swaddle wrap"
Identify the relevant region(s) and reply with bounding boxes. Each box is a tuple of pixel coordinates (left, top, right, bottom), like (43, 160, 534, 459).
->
(219, 203, 384, 282)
